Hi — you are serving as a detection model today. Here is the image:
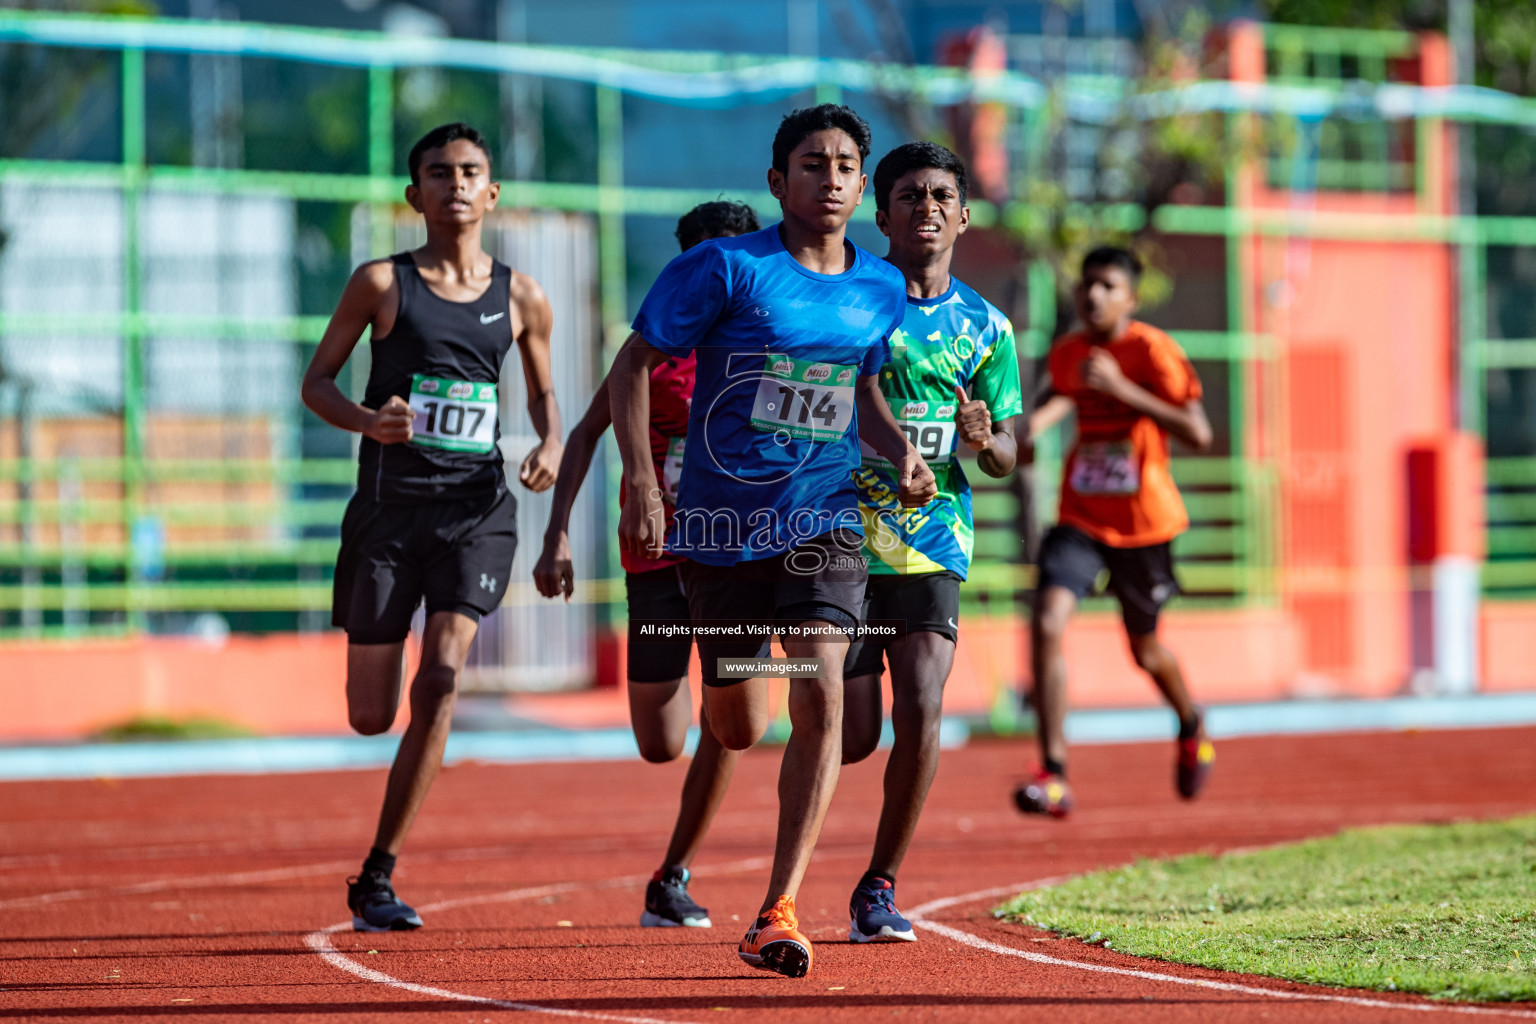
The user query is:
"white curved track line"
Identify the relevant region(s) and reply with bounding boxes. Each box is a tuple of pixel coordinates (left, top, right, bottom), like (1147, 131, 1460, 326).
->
(305, 921, 687, 1024)
(908, 883, 1536, 1020)
(304, 857, 774, 1024)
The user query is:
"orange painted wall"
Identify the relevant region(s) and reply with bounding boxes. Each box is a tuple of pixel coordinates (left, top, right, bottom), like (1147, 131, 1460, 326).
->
(0, 608, 1291, 741)
(0, 634, 351, 741)
(1481, 603, 1536, 692)
(1252, 233, 1455, 694)
(1230, 23, 1461, 697)
(0, 598, 1529, 741)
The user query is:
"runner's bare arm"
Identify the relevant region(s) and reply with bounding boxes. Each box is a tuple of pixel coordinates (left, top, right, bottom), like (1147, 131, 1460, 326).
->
(856, 375, 937, 508)
(511, 272, 564, 492)
(533, 370, 616, 602)
(1027, 393, 1073, 439)
(952, 383, 1019, 478)
(301, 260, 412, 444)
(610, 333, 668, 560)
(1082, 349, 1212, 451)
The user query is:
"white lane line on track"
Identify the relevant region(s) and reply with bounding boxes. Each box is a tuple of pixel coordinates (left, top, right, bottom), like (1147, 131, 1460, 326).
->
(0, 859, 357, 910)
(908, 884, 1536, 1020)
(306, 920, 685, 1024)
(304, 856, 773, 1023)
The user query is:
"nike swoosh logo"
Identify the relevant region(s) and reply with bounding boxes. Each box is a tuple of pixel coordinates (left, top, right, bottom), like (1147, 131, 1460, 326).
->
(947, 617, 958, 630)
(479, 312, 505, 324)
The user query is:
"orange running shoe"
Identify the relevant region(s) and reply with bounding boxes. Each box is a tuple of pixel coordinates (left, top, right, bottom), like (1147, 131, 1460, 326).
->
(737, 895, 812, 978)
(1013, 769, 1073, 818)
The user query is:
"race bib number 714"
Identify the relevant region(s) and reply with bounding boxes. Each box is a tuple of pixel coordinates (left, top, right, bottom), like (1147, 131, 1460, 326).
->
(409, 374, 498, 453)
(1068, 440, 1141, 495)
(749, 354, 857, 443)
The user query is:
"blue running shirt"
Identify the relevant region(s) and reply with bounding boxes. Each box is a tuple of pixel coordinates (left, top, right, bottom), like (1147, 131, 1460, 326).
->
(854, 277, 1023, 578)
(632, 225, 907, 565)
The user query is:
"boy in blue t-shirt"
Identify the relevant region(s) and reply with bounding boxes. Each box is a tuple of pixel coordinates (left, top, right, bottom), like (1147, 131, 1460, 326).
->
(610, 104, 936, 978)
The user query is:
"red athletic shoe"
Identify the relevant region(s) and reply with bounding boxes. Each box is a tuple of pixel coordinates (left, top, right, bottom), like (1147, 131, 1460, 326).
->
(1177, 734, 1215, 799)
(1013, 770, 1073, 818)
(738, 895, 812, 978)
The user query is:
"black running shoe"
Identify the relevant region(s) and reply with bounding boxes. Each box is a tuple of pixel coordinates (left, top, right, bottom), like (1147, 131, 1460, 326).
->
(640, 865, 711, 928)
(347, 870, 423, 932)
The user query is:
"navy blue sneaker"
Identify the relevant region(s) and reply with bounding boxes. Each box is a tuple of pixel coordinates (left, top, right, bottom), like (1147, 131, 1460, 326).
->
(847, 875, 916, 943)
(347, 871, 423, 932)
(640, 865, 711, 928)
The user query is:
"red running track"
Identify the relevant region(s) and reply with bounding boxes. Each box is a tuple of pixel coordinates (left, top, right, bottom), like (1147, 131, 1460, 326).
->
(4, 727, 1536, 1022)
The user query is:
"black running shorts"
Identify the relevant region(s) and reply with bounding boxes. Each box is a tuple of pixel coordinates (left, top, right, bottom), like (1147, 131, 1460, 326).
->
(332, 488, 518, 645)
(682, 528, 868, 687)
(1036, 523, 1180, 635)
(843, 570, 961, 680)
(625, 565, 694, 684)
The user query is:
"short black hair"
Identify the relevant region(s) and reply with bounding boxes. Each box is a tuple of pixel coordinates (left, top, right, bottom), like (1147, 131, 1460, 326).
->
(771, 104, 872, 174)
(407, 123, 493, 186)
(1082, 245, 1143, 286)
(675, 201, 761, 251)
(872, 141, 969, 214)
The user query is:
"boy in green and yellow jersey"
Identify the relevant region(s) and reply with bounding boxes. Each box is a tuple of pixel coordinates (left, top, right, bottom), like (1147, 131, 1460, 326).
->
(842, 141, 1023, 943)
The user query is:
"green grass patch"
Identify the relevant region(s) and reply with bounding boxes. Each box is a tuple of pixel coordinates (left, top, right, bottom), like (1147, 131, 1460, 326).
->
(91, 715, 256, 742)
(998, 817, 1536, 1002)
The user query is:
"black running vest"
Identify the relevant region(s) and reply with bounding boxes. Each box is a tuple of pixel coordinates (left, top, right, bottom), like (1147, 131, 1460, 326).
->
(357, 253, 515, 502)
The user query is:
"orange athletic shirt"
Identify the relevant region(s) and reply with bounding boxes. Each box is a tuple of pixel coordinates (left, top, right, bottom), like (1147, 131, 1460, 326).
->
(1048, 321, 1202, 549)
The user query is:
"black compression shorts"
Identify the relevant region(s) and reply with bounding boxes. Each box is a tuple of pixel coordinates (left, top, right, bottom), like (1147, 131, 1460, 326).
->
(331, 488, 518, 644)
(625, 565, 693, 683)
(843, 570, 961, 679)
(682, 528, 868, 687)
(1035, 523, 1180, 635)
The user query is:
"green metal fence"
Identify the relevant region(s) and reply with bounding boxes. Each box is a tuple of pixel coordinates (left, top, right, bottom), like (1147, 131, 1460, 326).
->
(1, 11, 1534, 639)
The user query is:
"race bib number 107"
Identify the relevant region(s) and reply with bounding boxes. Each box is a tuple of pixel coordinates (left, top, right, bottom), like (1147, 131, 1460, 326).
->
(749, 354, 857, 443)
(409, 374, 498, 453)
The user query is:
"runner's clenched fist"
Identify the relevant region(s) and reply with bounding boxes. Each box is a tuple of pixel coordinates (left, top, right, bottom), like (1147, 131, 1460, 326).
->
(953, 383, 993, 451)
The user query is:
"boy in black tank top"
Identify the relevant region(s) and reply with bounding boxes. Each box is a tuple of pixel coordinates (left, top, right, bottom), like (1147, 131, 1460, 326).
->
(301, 123, 563, 931)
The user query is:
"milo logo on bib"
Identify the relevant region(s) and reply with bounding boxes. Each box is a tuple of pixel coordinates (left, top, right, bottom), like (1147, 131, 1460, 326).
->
(408, 373, 498, 453)
(749, 353, 857, 443)
(863, 396, 957, 465)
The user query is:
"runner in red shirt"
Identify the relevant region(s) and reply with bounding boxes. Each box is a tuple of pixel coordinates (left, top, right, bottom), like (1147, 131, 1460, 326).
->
(1015, 246, 1216, 818)
(534, 201, 759, 928)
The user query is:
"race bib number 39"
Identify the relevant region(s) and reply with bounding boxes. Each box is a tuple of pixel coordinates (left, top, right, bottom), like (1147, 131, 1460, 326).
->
(1069, 440, 1141, 495)
(409, 374, 498, 453)
(861, 400, 957, 465)
(749, 354, 856, 443)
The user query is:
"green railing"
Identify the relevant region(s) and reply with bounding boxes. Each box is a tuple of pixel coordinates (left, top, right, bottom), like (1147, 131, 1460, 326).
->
(1486, 458, 1536, 596)
(1263, 24, 1420, 194)
(1, 10, 1534, 639)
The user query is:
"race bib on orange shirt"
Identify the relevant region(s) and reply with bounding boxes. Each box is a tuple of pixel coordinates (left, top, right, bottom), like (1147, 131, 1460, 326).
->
(1069, 440, 1140, 495)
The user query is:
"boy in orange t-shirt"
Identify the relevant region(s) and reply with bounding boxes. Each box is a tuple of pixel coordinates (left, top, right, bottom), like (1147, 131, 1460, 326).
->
(1015, 247, 1216, 818)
